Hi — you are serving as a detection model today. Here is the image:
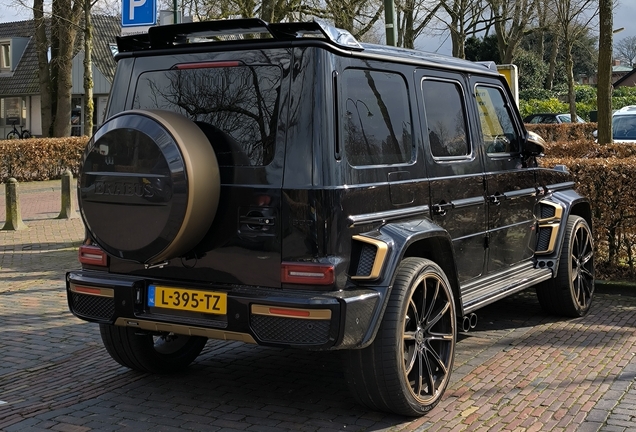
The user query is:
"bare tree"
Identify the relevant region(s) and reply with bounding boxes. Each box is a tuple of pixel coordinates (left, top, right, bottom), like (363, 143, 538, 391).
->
(547, 0, 598, 121)
(615, 35, 636, 66)
(597, 0, 613, 144)
(84, 0, 93, 136)
(394, 0, 441, 48)
(487, 0, 536, 63)
(33, 0, 52, 137)
(423, 0, 491, 58)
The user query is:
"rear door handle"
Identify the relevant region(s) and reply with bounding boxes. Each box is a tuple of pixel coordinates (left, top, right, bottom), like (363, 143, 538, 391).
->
(432, 202, 453, 216)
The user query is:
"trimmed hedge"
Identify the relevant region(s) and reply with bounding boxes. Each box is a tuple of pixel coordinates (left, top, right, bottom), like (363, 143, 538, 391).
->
(531, 122, 636, 281)
(525, 122, 598, 143)
(541, 155, 636, 281)
(0, 136, 87, 183)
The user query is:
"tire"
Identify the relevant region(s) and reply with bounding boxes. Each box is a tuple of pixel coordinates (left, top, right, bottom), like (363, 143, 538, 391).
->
(99, 324, 207, 373)
(536, 216, 594, 317)
(21, 130, 31, 139)
(79, 110, 220, 264)
(6, 131, 19, 139)
(343, 258, 457, 416)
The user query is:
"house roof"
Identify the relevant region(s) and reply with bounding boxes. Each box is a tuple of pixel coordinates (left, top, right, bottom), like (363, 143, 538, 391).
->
(0, 20, 39, 96)
(0, 15, 119, 97)
(614, 68, 636, 87)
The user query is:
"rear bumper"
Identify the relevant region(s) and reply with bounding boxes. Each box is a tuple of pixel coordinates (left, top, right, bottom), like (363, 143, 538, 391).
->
(66, 271, 385, 350)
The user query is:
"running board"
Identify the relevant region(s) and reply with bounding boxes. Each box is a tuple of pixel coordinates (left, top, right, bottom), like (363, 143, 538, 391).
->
(460, 262, 553, 314)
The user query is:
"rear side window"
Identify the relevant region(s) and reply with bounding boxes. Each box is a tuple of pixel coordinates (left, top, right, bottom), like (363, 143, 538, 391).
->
(342, 69, 412, 166)
(132, 64, 282, 166)
(421, 79, 470, 158)
(475, 85, 520, 154)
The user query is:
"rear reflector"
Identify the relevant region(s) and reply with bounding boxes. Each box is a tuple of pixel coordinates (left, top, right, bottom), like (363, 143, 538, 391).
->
(269, 308, 311, 317)
(174, 61, 241, 69)
(69, 284, 114, 298)
(78, 245, 108, 266)
(281, 263, 335, 285)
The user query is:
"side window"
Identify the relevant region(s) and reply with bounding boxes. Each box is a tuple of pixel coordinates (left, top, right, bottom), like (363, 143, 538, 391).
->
(342, 69, 412, 166)
(475, 85, 520, 154)
(421, 79, 470, 158)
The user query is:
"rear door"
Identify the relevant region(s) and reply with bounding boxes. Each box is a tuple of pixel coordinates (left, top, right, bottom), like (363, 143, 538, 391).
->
(126, 49, 291, 287)
(416, 69, 487, 283)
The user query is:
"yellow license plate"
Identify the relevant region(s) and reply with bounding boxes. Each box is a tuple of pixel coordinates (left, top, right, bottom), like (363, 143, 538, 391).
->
(148, 285, 227, 314)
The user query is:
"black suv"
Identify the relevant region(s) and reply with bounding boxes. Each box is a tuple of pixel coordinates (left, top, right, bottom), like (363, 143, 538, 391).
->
(67, 18, 594, 416)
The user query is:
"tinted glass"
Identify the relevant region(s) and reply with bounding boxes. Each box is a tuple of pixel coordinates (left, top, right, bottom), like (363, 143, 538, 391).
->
(475, 85, 519, 154)
(342, 69, 412, 166)
(613, 115, 636, 139)
(421, 79, 469, 157)
(133, 65, 282, 166)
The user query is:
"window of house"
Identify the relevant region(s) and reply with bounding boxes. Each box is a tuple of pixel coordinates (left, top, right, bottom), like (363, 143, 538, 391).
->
(341, 69, 412, 166)
(421, 79, 470, 158)
(0, 42, 10, 70)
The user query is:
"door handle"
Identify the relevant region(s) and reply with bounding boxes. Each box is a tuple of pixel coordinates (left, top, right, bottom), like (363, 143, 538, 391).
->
(488, 193, 506, 206)
(432, 202, 453, 216)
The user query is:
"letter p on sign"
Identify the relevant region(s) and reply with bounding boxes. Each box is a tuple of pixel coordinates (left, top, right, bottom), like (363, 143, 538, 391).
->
(129, 0, 146, 20)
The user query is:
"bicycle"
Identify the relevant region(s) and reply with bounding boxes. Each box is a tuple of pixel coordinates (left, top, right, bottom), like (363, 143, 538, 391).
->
(6, 121, 31, 139)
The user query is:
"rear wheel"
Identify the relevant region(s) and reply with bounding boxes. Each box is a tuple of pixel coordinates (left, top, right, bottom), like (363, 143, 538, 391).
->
(343, 258, 456, 416)
(21, 130, 31, 139)
(99, 324, 207, 373)
(536, 216, 594, 317)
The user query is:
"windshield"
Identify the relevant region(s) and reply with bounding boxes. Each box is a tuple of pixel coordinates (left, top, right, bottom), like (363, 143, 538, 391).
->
(613, 115, 636, 140)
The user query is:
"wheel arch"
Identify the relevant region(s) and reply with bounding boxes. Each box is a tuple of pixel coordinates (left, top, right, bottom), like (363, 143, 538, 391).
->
(380, 221, 464, 317)
(537, 190, 593, 276)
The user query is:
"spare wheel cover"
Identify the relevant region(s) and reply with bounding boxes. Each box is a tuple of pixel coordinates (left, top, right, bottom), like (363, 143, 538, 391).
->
(79, 109, 220, 264)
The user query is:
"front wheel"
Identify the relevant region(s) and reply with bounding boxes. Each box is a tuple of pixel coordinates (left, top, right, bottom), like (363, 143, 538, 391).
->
(6, 131, 19, 139)
(343, 258, 457, 416)
(536, 216, 594, 317)
(99, 324, 207, 373)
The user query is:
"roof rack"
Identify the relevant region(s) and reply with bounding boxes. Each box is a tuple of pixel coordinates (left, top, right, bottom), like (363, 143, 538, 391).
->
(116, 18, 363, 53)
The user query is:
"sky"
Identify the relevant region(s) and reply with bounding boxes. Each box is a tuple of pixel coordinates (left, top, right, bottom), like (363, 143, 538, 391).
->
(0, 0, 635, 56)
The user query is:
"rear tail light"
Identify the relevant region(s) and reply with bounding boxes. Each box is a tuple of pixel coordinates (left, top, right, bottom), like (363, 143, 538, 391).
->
(78, 245, 108, 267)
(281, 262, 335, 285)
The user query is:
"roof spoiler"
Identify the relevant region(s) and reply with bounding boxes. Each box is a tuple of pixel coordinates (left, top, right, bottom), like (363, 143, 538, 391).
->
(476, 61, 498, 71)
(116, 18, 363, 53)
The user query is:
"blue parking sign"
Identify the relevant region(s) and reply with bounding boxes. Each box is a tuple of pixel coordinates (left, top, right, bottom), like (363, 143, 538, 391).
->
(122, 0, 157, 27)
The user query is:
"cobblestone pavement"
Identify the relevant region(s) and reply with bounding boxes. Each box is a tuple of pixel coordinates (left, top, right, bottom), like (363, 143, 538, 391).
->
(1, 180, 636, 431)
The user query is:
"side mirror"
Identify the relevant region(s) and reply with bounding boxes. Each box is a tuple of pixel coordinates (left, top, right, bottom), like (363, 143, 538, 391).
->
(524, 131, 546, 156)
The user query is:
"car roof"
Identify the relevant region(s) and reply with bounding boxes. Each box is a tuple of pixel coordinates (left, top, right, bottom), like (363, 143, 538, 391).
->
(115, 18, 500, 77)
(613, 105, 636, 116)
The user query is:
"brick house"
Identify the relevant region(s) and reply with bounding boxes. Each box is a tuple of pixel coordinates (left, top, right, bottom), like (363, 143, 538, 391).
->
(0, 15, 119, 139)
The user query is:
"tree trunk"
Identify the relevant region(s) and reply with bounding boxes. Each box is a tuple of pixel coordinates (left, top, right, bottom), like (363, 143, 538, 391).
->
(33, 0, 51, 137)
(52, 0, 82, 137)
(545, 36, 558, 90)
(565, 41, 577, 120)
(597, 0, 613, 144)
(402, 0, 415, 49)
(260, 0, 276, 22)
(84, 0, 94, 136)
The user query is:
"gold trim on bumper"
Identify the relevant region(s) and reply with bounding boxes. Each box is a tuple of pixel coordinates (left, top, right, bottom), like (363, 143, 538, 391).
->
(114, 318, 257, 344)
(251, 304, 332, 320)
